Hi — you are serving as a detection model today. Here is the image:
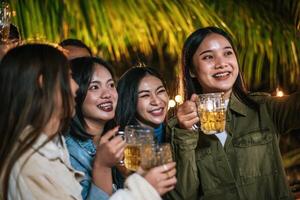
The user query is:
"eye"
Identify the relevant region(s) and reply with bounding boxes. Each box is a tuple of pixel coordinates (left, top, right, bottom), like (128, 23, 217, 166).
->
(157, 88, 166, 94)
(139, 93, 150, 98)
(109, 82, 115, 88)
(202, 55, 213, 60)
(224, 50, 234, 56)
(89, 85, 99, 90)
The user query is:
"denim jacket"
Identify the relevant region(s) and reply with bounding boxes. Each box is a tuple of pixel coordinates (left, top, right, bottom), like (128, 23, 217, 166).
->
(65, 117, 124, 200)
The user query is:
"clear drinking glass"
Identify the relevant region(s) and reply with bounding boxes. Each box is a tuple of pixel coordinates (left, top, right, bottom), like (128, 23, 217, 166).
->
(196, 92, 226, 134)
(0, 2, 11, 43)
(123, 125, 154, 171)
(141, 143, 173, 170)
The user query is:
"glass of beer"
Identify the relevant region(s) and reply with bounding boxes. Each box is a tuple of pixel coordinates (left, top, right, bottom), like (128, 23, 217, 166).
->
(124, 125, 154, 171)
(141, 143, 173, 170)
(0, 2, 11, 43)
(197, 92, 226, 134)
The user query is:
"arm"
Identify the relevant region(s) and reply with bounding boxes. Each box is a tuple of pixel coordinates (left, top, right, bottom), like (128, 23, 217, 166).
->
(165, 95, 201, 200)
(92, 127, 126, 196)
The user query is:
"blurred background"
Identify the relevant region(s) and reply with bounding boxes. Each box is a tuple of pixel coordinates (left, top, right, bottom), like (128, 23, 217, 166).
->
(5, 0, 300, 195)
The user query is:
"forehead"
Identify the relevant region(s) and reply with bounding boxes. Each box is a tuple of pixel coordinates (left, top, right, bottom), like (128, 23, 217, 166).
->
(138, 75, 163, 90)
(198, 33, 232, 51)
(91, 64, 112, 80)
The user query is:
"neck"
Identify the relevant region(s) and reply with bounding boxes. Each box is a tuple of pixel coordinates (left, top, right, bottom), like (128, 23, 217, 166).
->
(84, 119, 105, 144)
(43, 115, 60, 137)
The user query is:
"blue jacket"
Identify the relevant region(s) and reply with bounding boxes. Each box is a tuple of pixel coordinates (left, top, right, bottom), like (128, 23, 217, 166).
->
(65, 117, 124, 200)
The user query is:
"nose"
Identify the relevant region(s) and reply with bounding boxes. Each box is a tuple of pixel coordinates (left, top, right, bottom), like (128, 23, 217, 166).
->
(214, 56, 227, 69)
(150, 94, 161, 106)
(100, 88, 111, 99)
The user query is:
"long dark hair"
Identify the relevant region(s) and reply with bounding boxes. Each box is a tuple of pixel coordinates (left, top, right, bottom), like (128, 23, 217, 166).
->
(69, 57, 115, 140)
(182, 26, 257, 108)
(0, 44, 74, 199)
(115, 66, 167, 130)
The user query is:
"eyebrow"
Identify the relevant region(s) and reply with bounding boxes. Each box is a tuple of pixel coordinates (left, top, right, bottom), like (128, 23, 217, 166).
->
(138, 85, 165, 94)
(90, 78, 113, 84)
(199, 46, 233, 56)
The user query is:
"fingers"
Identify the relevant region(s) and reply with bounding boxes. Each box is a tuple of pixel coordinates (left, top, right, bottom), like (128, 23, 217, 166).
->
(177, 94, 200, 130)
(161, 162, 176, 173)
(100, 126, 119, 143)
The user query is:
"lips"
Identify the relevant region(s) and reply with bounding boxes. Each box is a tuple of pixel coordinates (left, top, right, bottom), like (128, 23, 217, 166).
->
(97, 101, 113, 112)
(212, 71, 231, 80)
(149, 107, 165, 116)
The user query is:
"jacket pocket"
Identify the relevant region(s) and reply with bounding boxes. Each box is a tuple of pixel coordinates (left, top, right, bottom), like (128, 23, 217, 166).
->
(195, 148, 220, 190)
(232, 128, 276, 180)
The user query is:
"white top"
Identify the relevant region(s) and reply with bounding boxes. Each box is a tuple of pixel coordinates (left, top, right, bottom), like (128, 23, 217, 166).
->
(214, 99, 229, 147)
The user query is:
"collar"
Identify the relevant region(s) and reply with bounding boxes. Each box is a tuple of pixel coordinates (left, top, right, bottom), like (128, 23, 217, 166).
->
(228, 92, 248, 116)
(32, 133, 68, 161)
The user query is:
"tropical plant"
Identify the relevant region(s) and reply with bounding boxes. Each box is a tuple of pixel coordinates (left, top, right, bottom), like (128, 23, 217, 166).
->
(7, 0, 300, 96)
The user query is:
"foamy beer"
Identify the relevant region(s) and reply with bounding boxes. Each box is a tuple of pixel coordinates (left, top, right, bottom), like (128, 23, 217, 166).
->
(124, 125, 154, 171)
(197, 92, 226, 134)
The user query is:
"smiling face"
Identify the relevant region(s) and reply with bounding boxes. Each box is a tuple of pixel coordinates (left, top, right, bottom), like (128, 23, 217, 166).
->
(81, 64, 118, 128)
(192, 33, 239, 98)
(136, 75, 169, 128)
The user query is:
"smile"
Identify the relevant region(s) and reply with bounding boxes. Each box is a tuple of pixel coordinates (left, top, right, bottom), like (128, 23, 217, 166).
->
(97, 102, 113, 112)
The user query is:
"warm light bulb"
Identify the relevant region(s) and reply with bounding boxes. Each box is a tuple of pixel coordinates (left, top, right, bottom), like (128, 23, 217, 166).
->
(168, 99, 176, 109)
(276, 88, 284, 97)
(175, 95, 183, 104)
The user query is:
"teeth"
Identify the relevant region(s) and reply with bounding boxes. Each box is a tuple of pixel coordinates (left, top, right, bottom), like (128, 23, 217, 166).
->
(151, 108, 163, 114)
(98, 102, 112, 109)
(213, 72, 230, 78)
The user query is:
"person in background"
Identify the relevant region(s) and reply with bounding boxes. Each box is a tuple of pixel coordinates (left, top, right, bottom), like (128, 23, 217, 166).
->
(166, 26, 300, 200)
(115, 66, 169, 144)
(65, 58, 176, 199)
(0, 44, 81, 199)
(0, 24, 21, 60)
(60, 38, 92, 60)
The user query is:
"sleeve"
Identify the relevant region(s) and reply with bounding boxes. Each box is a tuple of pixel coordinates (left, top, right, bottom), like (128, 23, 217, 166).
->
(263, 92, 300, 135)
(10, 167, 79, 200)
(164, 118, 200, 200)
(109, 173, 161, 200)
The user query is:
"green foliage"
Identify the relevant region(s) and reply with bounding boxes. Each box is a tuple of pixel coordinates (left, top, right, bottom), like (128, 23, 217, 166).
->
(8, 0, 300, 92)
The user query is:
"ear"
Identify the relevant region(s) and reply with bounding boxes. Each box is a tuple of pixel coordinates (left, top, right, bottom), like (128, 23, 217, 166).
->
(189, 69, 196, 78)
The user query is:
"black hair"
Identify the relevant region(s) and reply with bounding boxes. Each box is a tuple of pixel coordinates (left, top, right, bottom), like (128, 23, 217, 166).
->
(182, 26, 258, 108)
(115, 66, 167, 130)
(59, 38, 92, 56)
(70, 57, 115, 140)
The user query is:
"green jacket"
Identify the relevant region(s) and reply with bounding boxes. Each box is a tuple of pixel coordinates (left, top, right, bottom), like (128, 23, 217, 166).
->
(166, 92, 300, 200)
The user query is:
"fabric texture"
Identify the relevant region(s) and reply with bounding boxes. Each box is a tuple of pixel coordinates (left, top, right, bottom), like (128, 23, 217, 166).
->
(8, 132, 83, 200)
(110, 173, 161, 200)
(165, 92, 300, 200)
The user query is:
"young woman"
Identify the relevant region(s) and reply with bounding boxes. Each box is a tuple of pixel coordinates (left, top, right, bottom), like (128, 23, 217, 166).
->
(65, 58, 176, 199)
(115, 66, 169, 144)
(166, 27, 300, 200)
(0, 44, 80, 199)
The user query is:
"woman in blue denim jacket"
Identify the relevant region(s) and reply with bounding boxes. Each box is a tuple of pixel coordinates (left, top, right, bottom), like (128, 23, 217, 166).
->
(65, 57, 126, 200)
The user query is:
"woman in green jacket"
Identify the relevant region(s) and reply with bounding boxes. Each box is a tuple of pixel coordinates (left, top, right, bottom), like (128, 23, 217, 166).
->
(166, 26, 299, 200)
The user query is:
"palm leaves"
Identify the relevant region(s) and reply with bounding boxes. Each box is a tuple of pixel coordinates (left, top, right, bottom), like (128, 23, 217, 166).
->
(8, 0, 300, 94)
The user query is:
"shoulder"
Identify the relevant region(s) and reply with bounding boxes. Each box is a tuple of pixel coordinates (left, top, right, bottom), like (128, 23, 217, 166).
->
(248, 92, 272, 103)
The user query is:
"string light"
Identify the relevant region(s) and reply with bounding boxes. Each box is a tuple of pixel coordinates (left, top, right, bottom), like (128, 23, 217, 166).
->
(175, 95, 183, 104)
(168, 99, 176, 109)
(276, 88, 284, 97)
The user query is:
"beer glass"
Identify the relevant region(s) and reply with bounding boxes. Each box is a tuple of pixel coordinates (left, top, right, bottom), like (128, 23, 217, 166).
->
(0, 2, 11, 43)
(141, 143, 173, 170)
(124, 125, 154, 171)
(197, 92, 226, 134)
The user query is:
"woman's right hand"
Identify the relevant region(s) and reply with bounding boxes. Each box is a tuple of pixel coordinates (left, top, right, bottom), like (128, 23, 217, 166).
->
(142, 162, 177, 196)
(94, 126, 126, 168)
(177, 94, 199, 130)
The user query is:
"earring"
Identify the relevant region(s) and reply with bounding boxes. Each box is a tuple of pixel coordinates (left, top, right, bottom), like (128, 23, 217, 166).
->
(189, 70, 196, 78)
